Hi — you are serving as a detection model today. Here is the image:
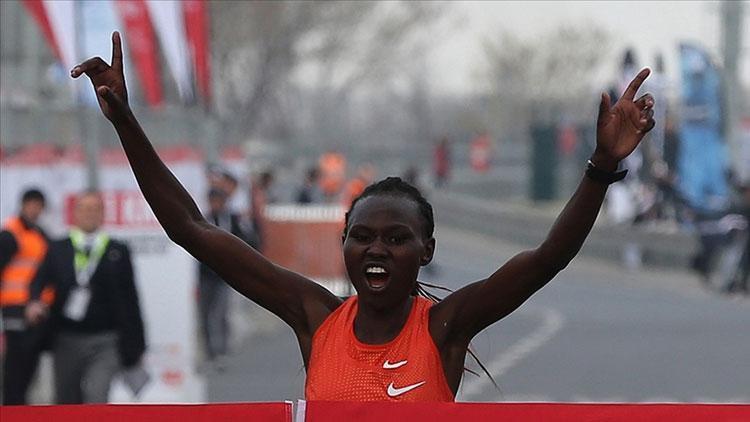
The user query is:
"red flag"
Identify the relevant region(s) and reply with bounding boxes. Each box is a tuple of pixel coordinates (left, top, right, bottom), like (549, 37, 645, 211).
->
(182, 0, 211, 104)
(21, 0, 63, 64)
(114, 0, 163, 107)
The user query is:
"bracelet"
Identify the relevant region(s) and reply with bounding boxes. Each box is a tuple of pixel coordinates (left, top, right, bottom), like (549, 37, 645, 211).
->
(585, 159, 628, 184)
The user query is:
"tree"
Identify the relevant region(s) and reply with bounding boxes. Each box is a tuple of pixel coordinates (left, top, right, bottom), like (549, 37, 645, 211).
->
(482, 24, 611, 142)
(210, 1, 447, 146)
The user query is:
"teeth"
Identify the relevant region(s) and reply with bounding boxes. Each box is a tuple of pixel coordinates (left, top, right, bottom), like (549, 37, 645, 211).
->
(366, 266, 387, 274)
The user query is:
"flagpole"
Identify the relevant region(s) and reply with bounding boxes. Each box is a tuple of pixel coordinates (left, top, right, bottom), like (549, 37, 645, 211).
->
(74, 1, 99, 190)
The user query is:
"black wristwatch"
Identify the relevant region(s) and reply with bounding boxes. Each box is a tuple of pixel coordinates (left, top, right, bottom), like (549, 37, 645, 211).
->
(585, 159, 628, 184)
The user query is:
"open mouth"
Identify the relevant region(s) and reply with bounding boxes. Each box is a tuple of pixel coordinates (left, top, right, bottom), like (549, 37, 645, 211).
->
(364, 265, 390, 291)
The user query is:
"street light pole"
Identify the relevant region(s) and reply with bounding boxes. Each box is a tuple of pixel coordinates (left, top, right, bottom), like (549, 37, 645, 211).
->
(720, 0, 744, 178)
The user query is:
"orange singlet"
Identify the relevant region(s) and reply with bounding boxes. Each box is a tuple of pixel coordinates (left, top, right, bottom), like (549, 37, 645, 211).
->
(305, 296, 454, 402)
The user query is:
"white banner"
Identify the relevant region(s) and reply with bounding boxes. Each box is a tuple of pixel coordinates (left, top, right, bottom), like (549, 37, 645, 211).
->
(42, 0, 77, 91)
(146, 0, 194, 102)
(1, 156, 213, 403)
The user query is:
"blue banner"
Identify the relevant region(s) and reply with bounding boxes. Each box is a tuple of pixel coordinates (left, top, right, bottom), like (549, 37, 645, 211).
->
(677, 43, 729, 213)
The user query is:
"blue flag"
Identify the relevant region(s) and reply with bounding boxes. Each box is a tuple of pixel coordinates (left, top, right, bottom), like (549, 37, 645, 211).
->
(677, 43, 729, 213)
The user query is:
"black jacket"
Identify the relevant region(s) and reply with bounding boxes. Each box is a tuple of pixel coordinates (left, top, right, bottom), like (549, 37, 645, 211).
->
(199, 211, 257, 280)
(31, 236, 145, 367)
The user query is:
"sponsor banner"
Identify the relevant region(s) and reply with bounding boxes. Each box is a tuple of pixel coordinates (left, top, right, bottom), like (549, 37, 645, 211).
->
(182, 0, 211, 104)
(77, 0, 123, 106)
(145, 0, 194, 102)
(2, 403, 293, 422)
(114, 0, 164, 107)
(21, 0, 63, 63)
(301, 401, 749, 422)
(0, 154, 217, 402)
(677, 43, 729, 212)
(41, 0, 77, 71)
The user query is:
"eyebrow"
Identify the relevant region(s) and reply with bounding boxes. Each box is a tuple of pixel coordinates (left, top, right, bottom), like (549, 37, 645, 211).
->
(348, 223, 414, 232)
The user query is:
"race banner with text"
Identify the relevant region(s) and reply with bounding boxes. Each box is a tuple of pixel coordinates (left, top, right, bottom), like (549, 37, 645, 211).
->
(299, 401, 748, 422)
(2, 402, 293, 422)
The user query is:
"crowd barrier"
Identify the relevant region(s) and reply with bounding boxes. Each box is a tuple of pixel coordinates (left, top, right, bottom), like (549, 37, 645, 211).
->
(262, 205, 350, 296)
(2, 401, 747, 422)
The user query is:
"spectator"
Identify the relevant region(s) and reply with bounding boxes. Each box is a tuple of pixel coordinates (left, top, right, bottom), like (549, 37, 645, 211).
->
(0, 189, 51, 404)
(341, 163, 376, 208)
(296, 167, 324, 204)
(27, 191, 145, 404)
(251, 170, 275, 251)
(434, 137, 451, 188)
(198, 188, 253, 369)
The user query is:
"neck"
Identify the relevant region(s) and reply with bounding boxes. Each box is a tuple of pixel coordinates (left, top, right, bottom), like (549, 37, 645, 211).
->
(353, 296, 414, 344)
(75, 227, 99, 235)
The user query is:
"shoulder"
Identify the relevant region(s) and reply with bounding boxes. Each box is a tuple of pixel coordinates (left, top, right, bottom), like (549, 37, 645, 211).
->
(105, 239, 132, 260)
(107, 238, 129, 250)
(49, 237, 73, 249)
(0, 229, 16, 244)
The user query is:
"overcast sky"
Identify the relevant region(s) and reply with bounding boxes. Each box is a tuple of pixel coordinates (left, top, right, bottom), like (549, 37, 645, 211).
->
(426, 1, 749, 95)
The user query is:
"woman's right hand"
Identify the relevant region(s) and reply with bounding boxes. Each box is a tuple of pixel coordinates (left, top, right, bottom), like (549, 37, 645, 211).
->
(71, 31, 129, 122)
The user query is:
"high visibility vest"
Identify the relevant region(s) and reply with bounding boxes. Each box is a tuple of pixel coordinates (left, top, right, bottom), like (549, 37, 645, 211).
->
(0, 217, 53, 307)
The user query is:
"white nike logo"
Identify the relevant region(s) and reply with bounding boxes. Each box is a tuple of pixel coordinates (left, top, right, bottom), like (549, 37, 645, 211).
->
(382, 359, 408, 369)
(387, 381, 426, 397)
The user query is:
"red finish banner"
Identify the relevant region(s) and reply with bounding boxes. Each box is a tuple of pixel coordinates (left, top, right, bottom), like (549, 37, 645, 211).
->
(1, 403, 292, 422)
(114, 0, 164, 107)
(302, 401, 749, 422)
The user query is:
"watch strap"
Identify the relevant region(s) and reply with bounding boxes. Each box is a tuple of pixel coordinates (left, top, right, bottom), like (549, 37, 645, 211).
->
(585, 159, 628, 184)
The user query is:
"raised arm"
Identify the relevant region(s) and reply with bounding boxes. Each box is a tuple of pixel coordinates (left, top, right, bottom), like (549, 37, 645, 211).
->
(71, 33, 340, 347)
(433, 69, 656, 342)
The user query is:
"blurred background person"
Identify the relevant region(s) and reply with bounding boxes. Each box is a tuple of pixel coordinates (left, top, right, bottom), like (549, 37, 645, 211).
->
(319, 151, 347, 203)
(433, 137, 452, 188)
(0, 188, 51, 404)
(341, 163, 376, 208)
(296, 166, 324, 204)
(198, 188, 254, 370)
(250, 170, 275, 252)
(27, 191, 145, 404)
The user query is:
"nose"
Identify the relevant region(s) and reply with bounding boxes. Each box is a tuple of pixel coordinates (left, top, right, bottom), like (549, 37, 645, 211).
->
(365, 237, 389, 258)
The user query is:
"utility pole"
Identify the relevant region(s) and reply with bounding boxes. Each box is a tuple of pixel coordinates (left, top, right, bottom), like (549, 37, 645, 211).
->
(720, 0, 744, 178)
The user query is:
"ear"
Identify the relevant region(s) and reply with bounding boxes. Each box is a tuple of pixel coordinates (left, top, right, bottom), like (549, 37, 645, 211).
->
(420, 237, 436, 266)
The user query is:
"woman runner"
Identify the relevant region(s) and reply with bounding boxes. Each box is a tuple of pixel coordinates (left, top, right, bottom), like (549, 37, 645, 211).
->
(71, 32, 655, 402)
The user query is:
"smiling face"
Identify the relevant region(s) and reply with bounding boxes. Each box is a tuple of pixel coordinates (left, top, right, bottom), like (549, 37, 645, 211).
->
(343, 194, 435, 309)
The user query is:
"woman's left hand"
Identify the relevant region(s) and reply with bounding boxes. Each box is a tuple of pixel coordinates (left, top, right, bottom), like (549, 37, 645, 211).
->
(594, 68, 655, 170)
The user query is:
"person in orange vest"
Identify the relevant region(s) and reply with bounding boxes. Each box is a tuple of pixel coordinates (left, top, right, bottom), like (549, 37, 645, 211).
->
(0, 188, 50, 404)
(341, 163, 376, 208)
(319, 151, 347, 202)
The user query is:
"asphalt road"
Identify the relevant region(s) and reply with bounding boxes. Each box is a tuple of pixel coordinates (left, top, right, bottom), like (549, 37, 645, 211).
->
(208, 226, 750, 403)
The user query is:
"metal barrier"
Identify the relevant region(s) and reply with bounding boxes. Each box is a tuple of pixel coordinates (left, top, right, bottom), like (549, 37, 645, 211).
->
(262, 205, 351, 296)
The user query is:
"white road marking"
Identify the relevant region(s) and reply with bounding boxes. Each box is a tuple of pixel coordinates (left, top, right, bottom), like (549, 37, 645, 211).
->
(458, 307, 565, 400)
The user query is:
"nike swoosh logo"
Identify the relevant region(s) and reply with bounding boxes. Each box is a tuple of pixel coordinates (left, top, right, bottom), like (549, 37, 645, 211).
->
(382, 359, 408, 369)
(387, 381, 426, 397)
